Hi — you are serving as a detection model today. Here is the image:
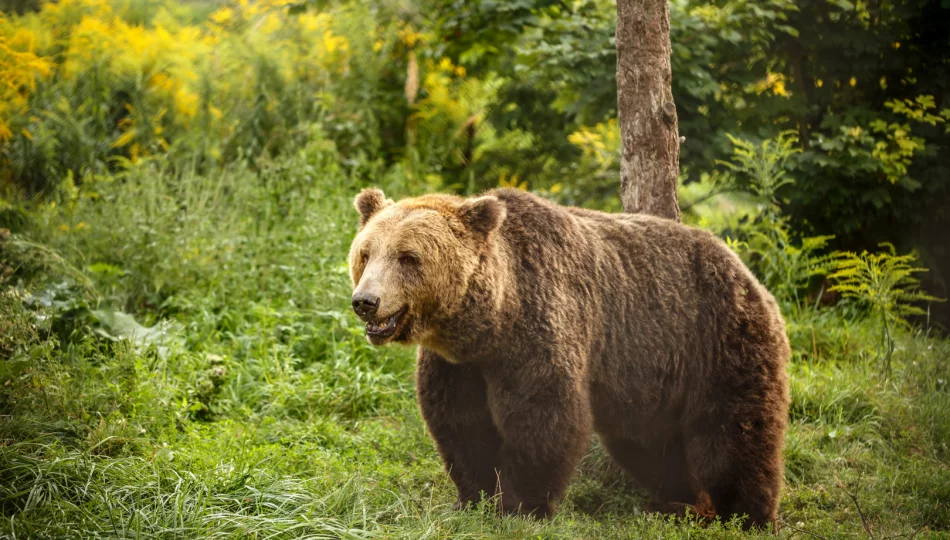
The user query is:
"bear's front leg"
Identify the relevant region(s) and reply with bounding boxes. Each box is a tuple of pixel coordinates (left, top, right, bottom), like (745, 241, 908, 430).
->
(485, 361, 593, 518)
(416, 348, 502, 509)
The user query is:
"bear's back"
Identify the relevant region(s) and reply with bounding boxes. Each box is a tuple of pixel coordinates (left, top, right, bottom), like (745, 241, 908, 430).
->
(483, 188, 787, 440)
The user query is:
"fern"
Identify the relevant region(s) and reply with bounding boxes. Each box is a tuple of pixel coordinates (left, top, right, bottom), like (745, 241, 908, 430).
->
(715, 131, 834, 315)
(716, 130, 801, 208)
(745, 217, 836, 317)
(828, 243, 944, 374)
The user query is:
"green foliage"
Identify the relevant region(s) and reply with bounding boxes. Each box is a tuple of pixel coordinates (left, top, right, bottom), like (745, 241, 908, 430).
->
(745, 226, 836, 318)
(479, 0, 950, 249)
(4, 0, 948, 266)
(828, 244, 945, 373)
(687, 132, 836, 317)
(717, 131, 800, 206)
(3, 157, 950, 536)
(721, 133, 833, 315)
(4, 135, 412, 426)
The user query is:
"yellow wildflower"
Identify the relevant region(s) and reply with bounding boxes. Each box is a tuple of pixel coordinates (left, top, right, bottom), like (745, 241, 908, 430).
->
(175, 88, 199, 120)
(261, 14, 281, 34)
(298, 13, 330, 33)
(210, 7, 234, 25)
(322, 30, 347, 54)
(498, 173, 527, 190)
(0, 25, 54, 134)
(149, 73, 175, 91)
(753, 72, 790, 97)
(0, 121, 12, 143)
(113, 129, 136, 148)
(398, 25, 420, 47)
(772, 80, 788, 97)
(112, 126, 135, 148)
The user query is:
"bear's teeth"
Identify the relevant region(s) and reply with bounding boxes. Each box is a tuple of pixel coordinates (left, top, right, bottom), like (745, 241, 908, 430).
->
(366, 313, 401, 333)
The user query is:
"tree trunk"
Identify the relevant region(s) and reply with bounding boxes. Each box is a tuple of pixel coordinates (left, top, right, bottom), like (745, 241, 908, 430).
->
(616, 0, 681, 221)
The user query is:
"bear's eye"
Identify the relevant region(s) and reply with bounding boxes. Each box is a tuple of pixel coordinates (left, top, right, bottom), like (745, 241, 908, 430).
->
(398, 253, 419, 266)
(359, 252, 369, 265)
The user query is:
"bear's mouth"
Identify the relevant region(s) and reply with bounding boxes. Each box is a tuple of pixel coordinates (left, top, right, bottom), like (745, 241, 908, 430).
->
(365, 306, 408, 343)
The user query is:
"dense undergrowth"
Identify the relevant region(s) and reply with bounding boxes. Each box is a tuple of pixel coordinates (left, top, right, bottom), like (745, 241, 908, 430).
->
(1, 139, 948, 538)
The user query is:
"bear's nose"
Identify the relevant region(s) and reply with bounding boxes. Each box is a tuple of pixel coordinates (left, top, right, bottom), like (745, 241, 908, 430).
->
(351, 293, 380, 319)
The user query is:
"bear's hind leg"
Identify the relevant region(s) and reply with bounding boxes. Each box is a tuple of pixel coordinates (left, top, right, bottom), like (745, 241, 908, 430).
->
(685, 411, 784, 529)
(601, 436, 697, 510)
(417, 348, 502, 509)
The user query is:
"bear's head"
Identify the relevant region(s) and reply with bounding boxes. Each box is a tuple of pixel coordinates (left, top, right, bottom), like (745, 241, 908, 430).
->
(348, 188, 506, 345)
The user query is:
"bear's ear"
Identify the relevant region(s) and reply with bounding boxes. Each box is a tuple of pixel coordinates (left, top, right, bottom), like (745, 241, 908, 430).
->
(458, 196, 506, 238)
(354, 188, 391, 226)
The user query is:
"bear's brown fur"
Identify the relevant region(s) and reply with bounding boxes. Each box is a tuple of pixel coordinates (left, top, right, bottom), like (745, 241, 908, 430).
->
(348, 188, 790, 528)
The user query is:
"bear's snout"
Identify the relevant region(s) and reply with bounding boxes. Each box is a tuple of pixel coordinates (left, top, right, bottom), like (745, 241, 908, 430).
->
(352, 292, 380, 320)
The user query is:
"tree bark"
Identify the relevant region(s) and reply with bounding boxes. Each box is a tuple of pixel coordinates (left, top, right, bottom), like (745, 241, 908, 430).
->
(616, 0, 681, 221)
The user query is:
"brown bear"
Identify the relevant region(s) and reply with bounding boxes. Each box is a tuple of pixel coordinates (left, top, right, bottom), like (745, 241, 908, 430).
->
(348, 187, 790, 528)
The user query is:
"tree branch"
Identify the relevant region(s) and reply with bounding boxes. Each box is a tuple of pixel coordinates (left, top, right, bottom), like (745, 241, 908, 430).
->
(839, 483, 875, 539)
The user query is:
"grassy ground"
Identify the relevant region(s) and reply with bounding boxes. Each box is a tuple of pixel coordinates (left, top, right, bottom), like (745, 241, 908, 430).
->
(1, 150, 948, 538)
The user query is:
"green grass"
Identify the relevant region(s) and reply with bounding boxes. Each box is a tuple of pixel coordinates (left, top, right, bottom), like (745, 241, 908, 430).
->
(1, 145, 949, 538)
